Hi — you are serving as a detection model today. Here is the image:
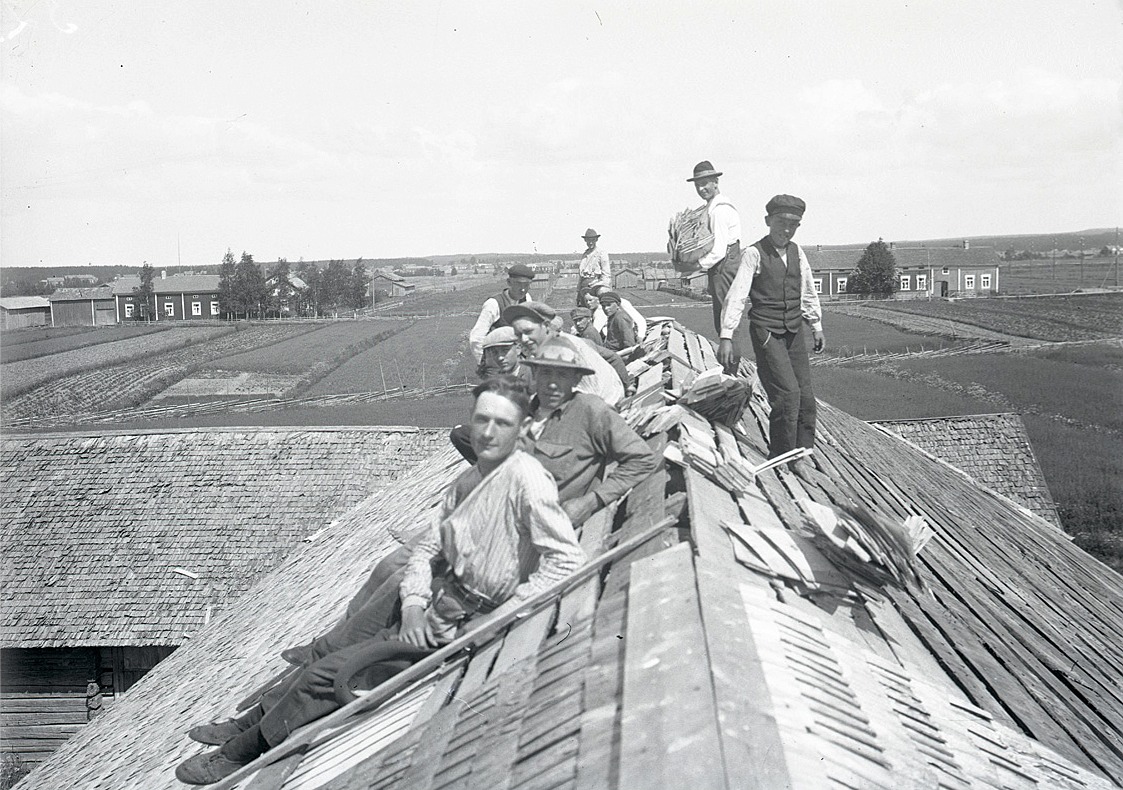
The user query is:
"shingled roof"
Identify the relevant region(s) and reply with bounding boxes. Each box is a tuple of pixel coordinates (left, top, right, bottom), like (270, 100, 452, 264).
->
(17, 326, 1123, 790)
(0, 427, 447, 648)
(872, 413, 1062, 527)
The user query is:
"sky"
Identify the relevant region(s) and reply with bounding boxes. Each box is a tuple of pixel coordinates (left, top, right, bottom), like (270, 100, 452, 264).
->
(2, 0, 1121, 268)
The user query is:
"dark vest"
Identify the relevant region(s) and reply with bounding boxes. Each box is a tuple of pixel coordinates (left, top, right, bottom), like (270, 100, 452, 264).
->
(748, 236, 803, 334)
(489, 290, 527, 332)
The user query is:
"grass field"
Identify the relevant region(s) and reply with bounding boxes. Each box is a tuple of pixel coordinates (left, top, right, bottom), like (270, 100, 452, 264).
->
(1000, 258, 1121, 294)
(376, 282, 499, 316)
(1, 324, 172, 363)
(212, 320, 403, 374)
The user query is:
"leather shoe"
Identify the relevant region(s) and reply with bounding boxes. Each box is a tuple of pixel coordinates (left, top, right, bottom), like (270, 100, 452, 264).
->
(187, 719, 244, 745)
(280, 644, 316, 666)
(175, 749, 248, 785)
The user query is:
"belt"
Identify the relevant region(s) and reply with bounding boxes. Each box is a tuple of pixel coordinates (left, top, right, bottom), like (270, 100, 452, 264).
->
(441, 574, 499, 615)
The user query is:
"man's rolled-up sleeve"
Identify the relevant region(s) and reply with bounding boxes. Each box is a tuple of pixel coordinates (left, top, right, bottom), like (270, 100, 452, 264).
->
(587, 409, 658, 507)
(468, 298, 500, 363)
(796, 244, 823, 331)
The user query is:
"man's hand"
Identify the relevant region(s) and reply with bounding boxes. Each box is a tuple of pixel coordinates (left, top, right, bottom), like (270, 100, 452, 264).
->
(717, 338, 736, 370)
(812, 330, 825, 353)
(398, 605, 437, 649)
(562, 493, 599, 527)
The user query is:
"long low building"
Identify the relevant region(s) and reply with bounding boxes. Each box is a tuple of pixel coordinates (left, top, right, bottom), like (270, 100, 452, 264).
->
(0, 296, 51, 330)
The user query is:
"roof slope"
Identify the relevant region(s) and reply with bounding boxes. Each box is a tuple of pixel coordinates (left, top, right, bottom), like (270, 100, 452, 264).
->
(0, 296, 51, 310)
(18, 325, 1123, 790)
(873, 413, 1062, 527)
(806, 245, 1000, 271)
(1, 427, 447, 648)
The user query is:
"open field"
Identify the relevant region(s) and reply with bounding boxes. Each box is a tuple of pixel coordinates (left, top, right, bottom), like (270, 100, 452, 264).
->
(1, 326, 234, 399)
(1000, 258, 1121, 295)
(374, 281, 499, 317)
(1, 324, 173, 363)
(212, 319, 404, 374)
(305, 315, 476, 395)
(853, 293, 1122, 342)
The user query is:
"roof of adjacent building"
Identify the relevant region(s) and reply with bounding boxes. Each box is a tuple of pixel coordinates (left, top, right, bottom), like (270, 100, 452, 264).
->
(47, 286, 115, 302)
(873, 413, 1062, 527)
(806, 245, 1001, 272)
(642, 266, 678, 280)
(0, 426, 448, 649)
(111, 274, 223, 295)
(17, 325, 1123, 790)
(0, 296, 51, 310)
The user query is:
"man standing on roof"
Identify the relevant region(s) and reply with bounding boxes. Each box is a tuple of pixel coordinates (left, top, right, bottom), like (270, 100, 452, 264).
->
(176, 376, 585, 785)
(576, 228, 611, 303)
(718, 194, 825, 463)
(687, 160, 743, 371)
(598, 291, 638, 352)
(468, 264, 535, 363)
(504, 301, 624, 407)
(522, 337, 657, 527)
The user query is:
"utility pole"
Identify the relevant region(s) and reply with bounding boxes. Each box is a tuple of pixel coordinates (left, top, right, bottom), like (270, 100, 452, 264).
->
(1079, 236, 1085, 288)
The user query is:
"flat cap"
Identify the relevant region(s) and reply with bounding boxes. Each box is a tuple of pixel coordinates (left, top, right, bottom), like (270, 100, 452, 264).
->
(765, 194, 806, 219)
(597, 290, 622, 305)
(571, 306, 593, 320)
(507, 264, 535, 280)
(502, 300, 556, 325)
(481, 326, 517, 349)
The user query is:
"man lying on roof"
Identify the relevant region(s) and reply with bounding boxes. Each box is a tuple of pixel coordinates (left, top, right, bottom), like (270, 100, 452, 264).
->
(176, 376, 585, 786)
(281, 337, 656, 668)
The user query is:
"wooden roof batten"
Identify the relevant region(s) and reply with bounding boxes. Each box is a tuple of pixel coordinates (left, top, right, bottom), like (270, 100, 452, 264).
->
(17, 320, 1123, 790)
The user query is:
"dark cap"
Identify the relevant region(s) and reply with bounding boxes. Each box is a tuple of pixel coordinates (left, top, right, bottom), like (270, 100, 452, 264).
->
(571, 306, 593, 320)
(597, 290, 622, 305)
(502, 300, 556, 325)
(765, 194, 806, 219)
(507, 264, 535, 280)
(687, 160, 723, 182)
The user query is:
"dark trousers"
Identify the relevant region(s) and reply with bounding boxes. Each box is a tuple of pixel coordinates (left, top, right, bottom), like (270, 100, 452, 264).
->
(301, 545, 415, 662)
(255, 631, 431, 747)
(708, 252, 742, 373)
(749, 322, 817, 457)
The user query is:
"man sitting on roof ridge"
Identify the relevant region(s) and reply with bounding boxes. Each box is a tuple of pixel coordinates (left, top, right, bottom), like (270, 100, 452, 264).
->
(176, 376, 585, 786)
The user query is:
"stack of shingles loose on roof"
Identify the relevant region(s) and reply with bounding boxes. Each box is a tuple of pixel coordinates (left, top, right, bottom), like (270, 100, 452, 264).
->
(674, 365, 752, 426)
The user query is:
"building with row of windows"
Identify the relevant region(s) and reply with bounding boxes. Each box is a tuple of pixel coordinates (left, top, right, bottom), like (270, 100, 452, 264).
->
(110, 274, 223, 321)
(804, 243, 1000, 298)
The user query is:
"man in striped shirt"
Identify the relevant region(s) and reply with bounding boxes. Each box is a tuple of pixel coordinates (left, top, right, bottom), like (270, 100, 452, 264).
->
(177, 377, 585, 785)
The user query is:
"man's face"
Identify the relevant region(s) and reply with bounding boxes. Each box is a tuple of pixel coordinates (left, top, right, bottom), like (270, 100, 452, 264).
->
(694, 176, 720, 202)
(507, 277, 532, 301)
(483, 344, 518, 373)
(470, 391, 527, 469)
(765, 214, 801, 249)
(583, 292, 599, 309)
(511, 317, 549, 355)
(584, 237, 597, 250)
(600, 299, 619, 318)
(535, 365, 583, 411)
(573, 316, 592, 333)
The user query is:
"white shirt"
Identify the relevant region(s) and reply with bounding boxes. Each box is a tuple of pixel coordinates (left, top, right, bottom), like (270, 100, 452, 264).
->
(592, 299, 648, 343)
(468, 290, 529, 363)
(719, 242, 823, 339)
(578, 247, 612, 289)
(697, 194, 741, 272)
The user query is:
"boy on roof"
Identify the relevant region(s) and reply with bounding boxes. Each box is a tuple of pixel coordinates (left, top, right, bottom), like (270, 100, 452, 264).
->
(467, 264, 535, 363)
(718, 194, 825, 463)
(580, 285, 648, 342)
(598, 291, 638, 352)
(176, 376, 585, 785)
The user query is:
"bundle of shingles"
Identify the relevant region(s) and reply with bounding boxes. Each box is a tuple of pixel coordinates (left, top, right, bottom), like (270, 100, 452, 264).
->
(675, 366, 752, 426)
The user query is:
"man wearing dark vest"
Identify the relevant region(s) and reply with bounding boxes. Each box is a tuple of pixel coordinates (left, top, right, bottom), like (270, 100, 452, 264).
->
(718, 194, 825, 461)
(468, 264, 535, 363)
(687, 160, 742, 370)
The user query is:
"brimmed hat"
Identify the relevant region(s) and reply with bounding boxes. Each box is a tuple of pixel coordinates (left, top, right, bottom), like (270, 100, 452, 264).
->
(524, 337, 595, 375)
(765, 194, 806, 219)
(582, 228, 600, 239)
(481, 326, 517, 350)
(507, 264, 535, 280)
(597, 290, 622, 305)
(502, 300, 557, 326)
(687, 160, 722, 182)
(571, 306, 593, 320)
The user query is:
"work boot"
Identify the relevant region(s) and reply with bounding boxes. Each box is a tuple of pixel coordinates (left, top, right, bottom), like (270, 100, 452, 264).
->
(187, 719, 245, 746)
(175, 749, 250, 785)
(280, 643, 317, 666)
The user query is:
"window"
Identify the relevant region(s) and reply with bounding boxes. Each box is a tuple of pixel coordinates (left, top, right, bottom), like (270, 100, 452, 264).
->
(813, 278, 823, 294)
(981, 274, 992, 289)
(899, 275, 911, 291)
(964, 275, 976, 289)
(917, 274, 928, 290)
(837, 277, 847, 293)
(124, 303, 134, 318)
(164, 302, 175, 317)
(941, 267, 949, 275)
(210, 301, 220, 315)
(192, 301, 202, 316)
